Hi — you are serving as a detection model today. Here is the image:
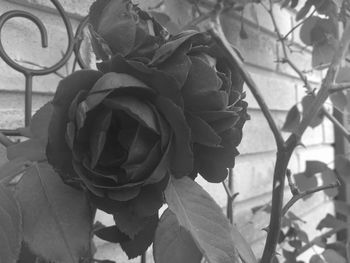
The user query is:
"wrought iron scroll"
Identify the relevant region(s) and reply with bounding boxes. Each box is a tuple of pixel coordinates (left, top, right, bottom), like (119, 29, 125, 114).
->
(0, 0, 89, 136)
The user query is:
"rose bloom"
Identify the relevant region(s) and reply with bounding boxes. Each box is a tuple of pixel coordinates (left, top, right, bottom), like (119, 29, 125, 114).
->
(47, 4, 247, 256)
(99, 30, 249, 183)
(89, 0, 168, 60)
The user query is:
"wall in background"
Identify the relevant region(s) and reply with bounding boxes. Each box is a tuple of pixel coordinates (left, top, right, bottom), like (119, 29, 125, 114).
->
(0, 0, 334, 261)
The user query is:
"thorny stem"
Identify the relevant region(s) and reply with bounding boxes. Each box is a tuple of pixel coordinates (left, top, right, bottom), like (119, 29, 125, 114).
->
(266, 0, 350, 142)
(0, 132, 14, 147)
(259, 1, 350, 261)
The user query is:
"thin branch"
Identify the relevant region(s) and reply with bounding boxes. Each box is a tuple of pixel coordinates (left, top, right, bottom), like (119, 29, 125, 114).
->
(281, 9, 317, 41)
(0, 132, 14, 147)
(330, 82, 350, 93)
(207, 18, 285, 149)
(282, 182, 340, 217)
(322, 109, 350, 141)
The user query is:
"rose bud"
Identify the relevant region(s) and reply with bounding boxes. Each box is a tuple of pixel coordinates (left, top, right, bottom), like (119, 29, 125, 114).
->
(46, 69, 194, 257)
(99, 30, 249, 183)
(89, 0, 168, 60)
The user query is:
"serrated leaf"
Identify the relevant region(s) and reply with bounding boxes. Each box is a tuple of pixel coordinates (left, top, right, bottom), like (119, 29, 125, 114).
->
(165, 176, 257, 263)
(305, 160, 328, 177)
(282, 105, 300, 132)
(154, 209, 202, 263)
(15, 162, 92, 263)
(335, 155, 350, 184)
(317, 214, 347, 231)
(0, 184, 22, 263)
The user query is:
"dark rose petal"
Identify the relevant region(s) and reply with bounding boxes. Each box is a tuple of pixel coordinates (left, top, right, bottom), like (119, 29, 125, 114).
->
(90, 0, 137, 56)
(103, 96, 159, 134)
(196, 110, 238, 122)
(73, 160, 104, 197)
(94, 225, 130, 243)
(152, 105, 171, 151)
(107, 185, 141, 201)
(195, 128, 240, 169)
(185, 111, 221, 147)
(82, 72, 152, 115)
(125, 142, 161, 182)
(47, 70, 103, 181)
(120, 215, 159, 259)
(157, 45, 192, 87)
(144, 137, 171, 185)
(89, 108, 112, 168)
(65, 122, 76, 150)
(155, 97, 193, 177)
(197, 160, 229, 183)
(98, 55, 184, 106)
(114, 207, 158, 239)
(88, 193, 124, 214)
(151, 30, 203, 64)
(208, 115, 240, 133)
(124, 125, 158, 167)
(131, 176, 168, 217)
(182, 56, 221, 96)
(185, 90, 228, 112)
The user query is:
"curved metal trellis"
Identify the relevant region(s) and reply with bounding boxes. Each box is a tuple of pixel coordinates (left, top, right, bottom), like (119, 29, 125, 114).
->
(0, 0, 89, 135)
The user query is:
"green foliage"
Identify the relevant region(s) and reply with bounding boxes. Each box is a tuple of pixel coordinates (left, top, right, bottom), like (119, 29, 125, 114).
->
(0, 184, 22, 263)
(165, 176, 257, 263)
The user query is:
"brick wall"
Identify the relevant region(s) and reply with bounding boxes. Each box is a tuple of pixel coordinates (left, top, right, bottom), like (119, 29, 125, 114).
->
(0, 0, 335, 261)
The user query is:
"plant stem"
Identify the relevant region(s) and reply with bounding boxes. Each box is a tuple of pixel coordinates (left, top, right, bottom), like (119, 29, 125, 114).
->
(261, 138, 295, 262)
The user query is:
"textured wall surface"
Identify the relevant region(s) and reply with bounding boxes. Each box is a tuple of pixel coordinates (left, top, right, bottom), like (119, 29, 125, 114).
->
(0, 0, 335, 261)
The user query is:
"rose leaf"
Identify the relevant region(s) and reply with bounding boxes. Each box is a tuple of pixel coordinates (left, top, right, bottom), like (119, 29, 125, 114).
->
(304, 160, 328, 177)
(153, 209, 202, 263)
(0, 184, 22, 263)
(7, 139, 46, 162)
(15, 162, 93, 263)
(165, 176, 257, 263)
(317, 214, 347, 231)
(282, 105, 300, 133)
(0, 157, 31, 184)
